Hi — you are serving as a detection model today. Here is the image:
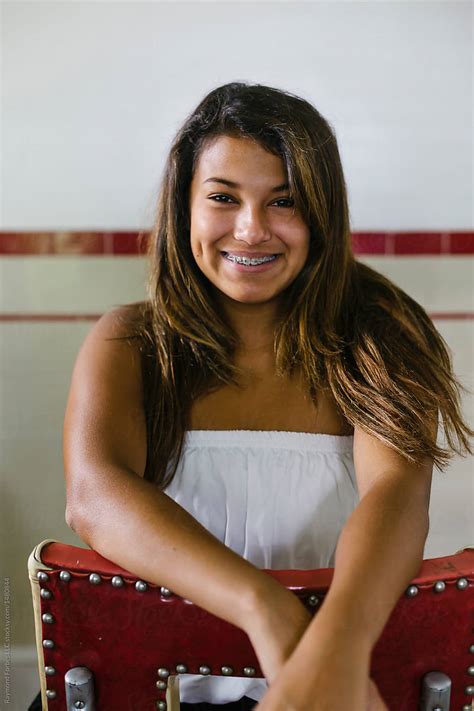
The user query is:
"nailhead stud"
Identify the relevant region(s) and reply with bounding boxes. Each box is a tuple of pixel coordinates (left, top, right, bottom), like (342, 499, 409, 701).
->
(156, 702, 167, 710)
(45, 666, 56, 676)
(40, 589, 52, 600)
(462, 704, 472, 711)
(42, 613, 54, 624)
(405, 585, 418, 597)
(221, 666, 233, 676)
(465, 684, 474, 694)
(42, 640, 54, 649)
(111, 576, 124, 587)
(307, 595, 319, 606)
(135, 580, 148, 592)
(46, 690, 57, 699)
(470, 644, 474, 654)
(199, 666, 211, 675)
(75, 702, 85, 709)
(433, 581, 446, 593)
(156, 680, 167, 690)
(176, 664, 188, 674)
(243, 667, 256, 676)
(157, 668, 170, 679)
(468, 666, 474, 676)
(89, 573, 101, 585)
(38, 572, 49, 583)
(160, 587, 172, 597)
(457, 577, 469, 590)
(59, 570, 71, 582)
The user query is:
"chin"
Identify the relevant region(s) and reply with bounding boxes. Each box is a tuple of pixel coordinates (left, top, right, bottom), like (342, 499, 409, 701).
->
(226, 290, 280, 304)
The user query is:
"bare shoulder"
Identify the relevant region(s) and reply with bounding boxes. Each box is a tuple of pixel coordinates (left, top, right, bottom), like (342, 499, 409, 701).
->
(64, 301, 150, 484)
(89, 300, 147, 342)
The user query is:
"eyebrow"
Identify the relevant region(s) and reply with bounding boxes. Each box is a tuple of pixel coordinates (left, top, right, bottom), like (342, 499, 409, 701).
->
(203, 177, 290, 192)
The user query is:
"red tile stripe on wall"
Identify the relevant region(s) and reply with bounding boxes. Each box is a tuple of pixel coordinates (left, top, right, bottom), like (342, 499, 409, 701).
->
(1, 232, 472, 321)
(0, 232, 473, 255)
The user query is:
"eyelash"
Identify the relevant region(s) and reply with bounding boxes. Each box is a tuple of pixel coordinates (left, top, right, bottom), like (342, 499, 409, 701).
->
(208, 194, 295, 208)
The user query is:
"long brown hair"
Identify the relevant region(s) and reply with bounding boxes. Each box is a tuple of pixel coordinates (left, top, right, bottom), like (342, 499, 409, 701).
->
(127, 82, 473, 487)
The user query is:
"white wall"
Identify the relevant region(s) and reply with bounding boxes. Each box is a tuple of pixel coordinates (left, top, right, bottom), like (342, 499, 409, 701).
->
(2, 1, 472, 229)
(1, 2, 473, 707)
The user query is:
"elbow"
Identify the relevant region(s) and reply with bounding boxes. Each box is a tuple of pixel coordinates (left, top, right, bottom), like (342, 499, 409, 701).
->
(65, 499, 91, 541)
(65, 504, 95, 549)
(65, 504, 77, 531)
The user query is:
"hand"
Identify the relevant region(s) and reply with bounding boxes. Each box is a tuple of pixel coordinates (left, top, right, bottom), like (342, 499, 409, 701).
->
(254, 642, 388, 711)
(249, 591, 388, 711)
(255, 673, 388, 711)
(244, 580, 313, 684)
(367, 679, 389, 711)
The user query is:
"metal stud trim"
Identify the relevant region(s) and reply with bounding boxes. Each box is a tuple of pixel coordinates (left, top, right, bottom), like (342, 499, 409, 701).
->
(37, 571, 49, 583)
(74, 702, 86, 709)
(135, 580, 148, 592)
(457, 577, 469, 590)
(243, 667, 256, 677)
(156, 680, 167, 690)
(46, 690, 57, 699)
(40, 588, 52, 600)
(433, 581, 446, 593)
(157, 668, 170, 679)
(59, 570, 71, 582)
(199, 666, 211, 675)
(462, 704, 472, 711)
(111, 575, 124, 587)
(468, 666, 474, 676)
(45, 666, 56, 676)
(470, 644, 474, 654)
(221, 666, 233, 676)
(175, 664, 188, 674)
(405, 585, 418, 597)
(89, 573, 101, 585)
(43, 639, 55, 649)
(465, 684, 474, 695)
(160, 587, 172, 597)
(307, 595, 319, 606)
(42, 613, 54, 624)
(156, 702, 167, 710)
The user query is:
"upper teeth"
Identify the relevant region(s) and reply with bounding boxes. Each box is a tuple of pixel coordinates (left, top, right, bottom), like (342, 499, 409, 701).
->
(226, 254, 277, 265)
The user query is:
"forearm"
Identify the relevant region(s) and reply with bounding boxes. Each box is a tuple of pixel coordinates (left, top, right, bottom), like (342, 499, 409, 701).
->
(67, 465, 279, 632)
(308, 475, 429, 650)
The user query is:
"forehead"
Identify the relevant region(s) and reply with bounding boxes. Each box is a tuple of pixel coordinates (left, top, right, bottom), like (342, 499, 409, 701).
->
(193, 135, 287, 182)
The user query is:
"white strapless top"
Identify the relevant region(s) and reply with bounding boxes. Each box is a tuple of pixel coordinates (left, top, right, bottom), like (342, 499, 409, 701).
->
(162, 429, 358, 704)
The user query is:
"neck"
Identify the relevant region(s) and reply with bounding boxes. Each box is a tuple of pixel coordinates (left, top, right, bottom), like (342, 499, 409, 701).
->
(220, 298, 279, 356)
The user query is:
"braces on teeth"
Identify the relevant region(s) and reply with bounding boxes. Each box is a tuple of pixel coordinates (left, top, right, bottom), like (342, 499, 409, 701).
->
(225, 254, 277, 266)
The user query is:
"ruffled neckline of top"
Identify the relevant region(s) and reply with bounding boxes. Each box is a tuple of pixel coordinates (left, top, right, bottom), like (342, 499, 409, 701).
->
(184, 429, 354, 453)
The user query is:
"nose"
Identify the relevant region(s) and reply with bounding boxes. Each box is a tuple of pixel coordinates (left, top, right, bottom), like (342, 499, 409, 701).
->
(233, 206, 272, 245)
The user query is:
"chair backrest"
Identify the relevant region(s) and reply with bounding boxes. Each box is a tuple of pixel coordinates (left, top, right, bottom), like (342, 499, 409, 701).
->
(28, 540, 474, 711)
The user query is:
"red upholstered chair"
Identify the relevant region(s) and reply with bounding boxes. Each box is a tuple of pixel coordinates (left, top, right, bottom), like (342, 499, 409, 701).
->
(28, 540, 474, 711)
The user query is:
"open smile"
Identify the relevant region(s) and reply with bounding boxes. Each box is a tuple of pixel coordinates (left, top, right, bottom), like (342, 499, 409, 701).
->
(221, 252, 282, 272)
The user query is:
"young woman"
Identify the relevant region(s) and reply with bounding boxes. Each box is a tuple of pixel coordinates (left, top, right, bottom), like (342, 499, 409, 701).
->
(41, 83, 473, 710)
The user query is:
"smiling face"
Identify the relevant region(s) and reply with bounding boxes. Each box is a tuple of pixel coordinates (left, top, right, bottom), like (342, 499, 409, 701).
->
(189, 134, 310, 309)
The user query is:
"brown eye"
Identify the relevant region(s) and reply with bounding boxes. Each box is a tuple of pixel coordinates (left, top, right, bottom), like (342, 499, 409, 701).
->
(208, 194, 235, 204)
(272, 198, 294, 208)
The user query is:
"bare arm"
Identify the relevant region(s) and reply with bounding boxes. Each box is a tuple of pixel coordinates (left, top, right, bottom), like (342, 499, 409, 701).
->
(64, 305, 308, 642)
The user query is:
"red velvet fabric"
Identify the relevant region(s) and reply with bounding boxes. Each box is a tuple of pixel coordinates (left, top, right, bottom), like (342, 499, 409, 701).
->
(37, 543, 474, 710)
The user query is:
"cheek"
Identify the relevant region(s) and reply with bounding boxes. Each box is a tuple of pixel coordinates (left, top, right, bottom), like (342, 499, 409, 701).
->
(192, 207, 232, 241)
